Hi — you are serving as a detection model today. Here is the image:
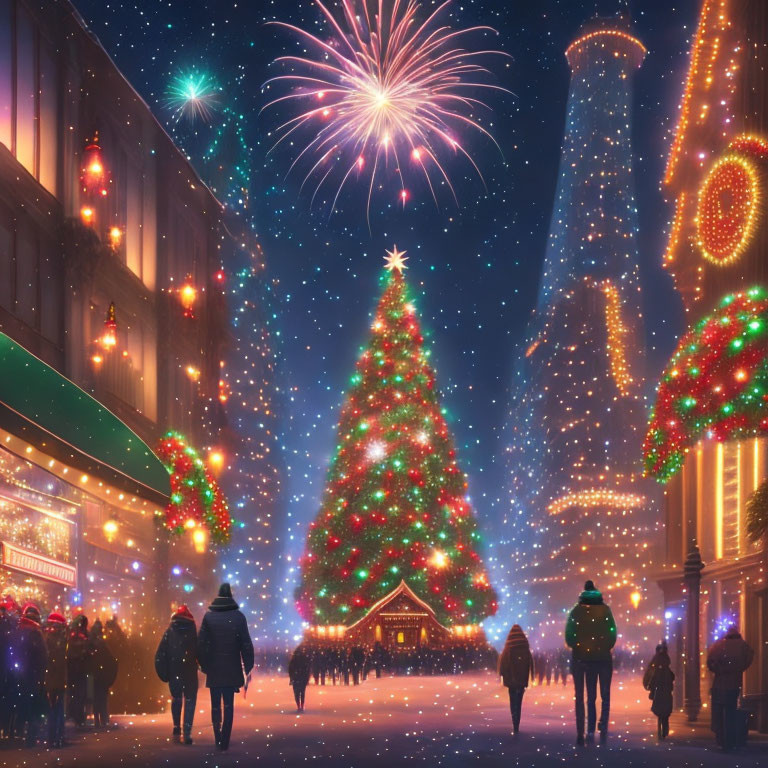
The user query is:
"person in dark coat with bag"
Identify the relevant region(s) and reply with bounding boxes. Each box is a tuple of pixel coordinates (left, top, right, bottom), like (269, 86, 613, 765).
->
(497, 624, 534, 734)
(155, 605, 199, 744)
(707, 626, 754, 748)
(642, 642, 674, 740)
(288, 645, 311, 711)
(66, 614, 92, 728)
(43, 612, 68, 748)
(565, 580, 617, 745)
(197, 584, 254, 752)
(90, 620, 118, 728)
(16, 604, 47, 747)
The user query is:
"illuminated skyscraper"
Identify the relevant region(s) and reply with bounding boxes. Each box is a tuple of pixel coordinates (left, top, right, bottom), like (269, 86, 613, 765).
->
(500, 13, 660, 645)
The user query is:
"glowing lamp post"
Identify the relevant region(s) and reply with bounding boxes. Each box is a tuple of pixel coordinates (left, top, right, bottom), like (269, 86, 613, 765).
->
(630, 591, 642, 610)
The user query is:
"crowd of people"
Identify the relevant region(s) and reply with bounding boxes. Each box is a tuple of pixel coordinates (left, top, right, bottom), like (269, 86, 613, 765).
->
(1, 579, 757, 754)
(498, 579, 755, 751)
(0, 597, 119, 748)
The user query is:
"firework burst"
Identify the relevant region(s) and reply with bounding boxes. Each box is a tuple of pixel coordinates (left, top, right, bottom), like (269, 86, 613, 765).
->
(166, 70, 220, 123)
(263, 0, 508, 220)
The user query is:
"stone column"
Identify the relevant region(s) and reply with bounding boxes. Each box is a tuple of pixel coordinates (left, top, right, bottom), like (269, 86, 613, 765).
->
(683, 545, 705, 722)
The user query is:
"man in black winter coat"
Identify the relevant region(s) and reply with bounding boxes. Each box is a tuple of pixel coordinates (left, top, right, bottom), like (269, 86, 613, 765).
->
(155, 604, 199, 744)
(197, 584, 254, 751)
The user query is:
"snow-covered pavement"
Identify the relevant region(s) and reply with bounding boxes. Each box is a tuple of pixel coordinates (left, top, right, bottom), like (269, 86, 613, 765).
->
(3, 672, 766, 767)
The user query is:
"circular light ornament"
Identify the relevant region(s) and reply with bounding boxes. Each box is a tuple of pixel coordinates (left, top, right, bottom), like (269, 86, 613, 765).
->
(696, 154, 760, 266)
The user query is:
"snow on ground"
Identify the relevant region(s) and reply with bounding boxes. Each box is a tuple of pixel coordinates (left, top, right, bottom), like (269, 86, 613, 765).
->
(2, 672, 766, 767)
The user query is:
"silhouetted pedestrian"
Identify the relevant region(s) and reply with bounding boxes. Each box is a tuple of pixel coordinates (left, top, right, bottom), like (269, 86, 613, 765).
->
(66, 614, 92, 728)
(707, 626, 754, 749)
(288, 645, 311, 711)
(498, 624, 534, 734)
(565, 580, 616, 745)
(16, 604, 47, 747)
(643, 643, 674, 740)
(43, 612, 68, 748)
(90, 620, 118, 728)
(198, 584, 254, 752)
(155, 604, 199, 744)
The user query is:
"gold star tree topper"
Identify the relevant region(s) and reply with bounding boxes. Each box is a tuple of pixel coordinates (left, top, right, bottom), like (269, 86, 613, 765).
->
(384, 245, 408, 273)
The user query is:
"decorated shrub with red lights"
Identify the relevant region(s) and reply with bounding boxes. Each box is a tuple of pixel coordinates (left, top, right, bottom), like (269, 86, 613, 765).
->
(295, 250, 497, 627)
(156, 431, 232, 544)
(644, 287, 768, 482)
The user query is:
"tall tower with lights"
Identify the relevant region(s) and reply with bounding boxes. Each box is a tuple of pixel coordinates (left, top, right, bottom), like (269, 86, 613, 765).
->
(502, 13, 659, 646)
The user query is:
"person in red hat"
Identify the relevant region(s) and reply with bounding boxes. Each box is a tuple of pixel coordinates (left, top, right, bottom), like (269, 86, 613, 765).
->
(17, 604, 47, 747)
(43, 612, 68, 747)
(155, 604, 199, 744)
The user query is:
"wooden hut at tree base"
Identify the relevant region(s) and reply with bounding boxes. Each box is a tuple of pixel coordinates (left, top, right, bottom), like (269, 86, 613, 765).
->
(305, 580, 487, 652)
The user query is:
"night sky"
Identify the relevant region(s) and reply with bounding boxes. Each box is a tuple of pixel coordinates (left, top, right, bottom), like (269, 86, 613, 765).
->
(75, 0, 696, 634)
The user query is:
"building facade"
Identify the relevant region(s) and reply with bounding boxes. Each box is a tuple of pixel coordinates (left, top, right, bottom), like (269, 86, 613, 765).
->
(503, 13, 661, 647)
(652, 0, 768, 732)
(0, 0, 234, 626)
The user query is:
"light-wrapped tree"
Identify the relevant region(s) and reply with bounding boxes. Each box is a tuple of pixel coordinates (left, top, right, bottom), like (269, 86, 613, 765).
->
(296, 248, 496, 627)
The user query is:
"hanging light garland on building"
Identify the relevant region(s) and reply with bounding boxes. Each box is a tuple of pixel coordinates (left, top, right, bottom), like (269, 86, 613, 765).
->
(156, 431, 232, 544)
(644, 287, 768, 482)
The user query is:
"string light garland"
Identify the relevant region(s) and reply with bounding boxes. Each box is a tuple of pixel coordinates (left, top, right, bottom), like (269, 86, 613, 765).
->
(696, 153, 760, 266)
(601, 280, 634, 395)
(565, 28, 646, 65)
(663, 191, 687, 267)
(664, 0, 729, 185)
(155, 431, 232, 544)
(547, 489, 646, 517)
(295, 250, 497, 627)
(644, 287, 768, 482)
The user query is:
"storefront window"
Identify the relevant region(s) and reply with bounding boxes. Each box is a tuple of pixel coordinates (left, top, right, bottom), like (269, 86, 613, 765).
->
(0, 445, 77, 612)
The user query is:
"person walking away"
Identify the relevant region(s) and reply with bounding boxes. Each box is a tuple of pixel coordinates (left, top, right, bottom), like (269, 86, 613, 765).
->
(340, 647, 350, 686)
(371, 642, 385, 679)
(43, 612, 68, 748)
(565, 580, 617, 745)
(350, 646, 365, 686)
(707, 625, 754, 749)
(90, 620, 118, 728)
(642, 643, 674, 740)
(288, 645, 311, 711)
(197, 583, 254, 752)
(498, 624, 534, 734)
(155, 604, 199, 744)
(16, 604, 47, 747)
(66, 614, 92, 728)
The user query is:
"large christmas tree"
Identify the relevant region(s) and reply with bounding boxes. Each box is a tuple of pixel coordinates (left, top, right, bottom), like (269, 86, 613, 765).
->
(296, 248, 497, 627)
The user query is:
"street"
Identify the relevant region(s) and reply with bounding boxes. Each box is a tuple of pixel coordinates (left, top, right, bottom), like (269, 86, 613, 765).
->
(2, 672, 765, 768)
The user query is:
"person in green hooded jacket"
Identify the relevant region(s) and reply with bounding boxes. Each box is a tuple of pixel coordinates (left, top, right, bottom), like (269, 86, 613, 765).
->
(565, 580, 616, 745)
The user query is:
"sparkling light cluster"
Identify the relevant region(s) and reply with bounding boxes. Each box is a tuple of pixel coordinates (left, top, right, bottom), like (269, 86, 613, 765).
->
(644, 287, 768, 482)
(263, 0, 506, 217)
(156, 431, 232, 543)
(296, 252, 496, 627)
(696, 153, 759, 265)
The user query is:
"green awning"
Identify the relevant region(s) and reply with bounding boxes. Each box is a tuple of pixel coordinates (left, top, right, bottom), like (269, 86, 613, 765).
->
(0, 333, 170, 505)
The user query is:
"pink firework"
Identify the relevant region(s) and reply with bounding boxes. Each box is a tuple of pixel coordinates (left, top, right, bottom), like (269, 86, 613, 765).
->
(263, 0, 508, 220)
